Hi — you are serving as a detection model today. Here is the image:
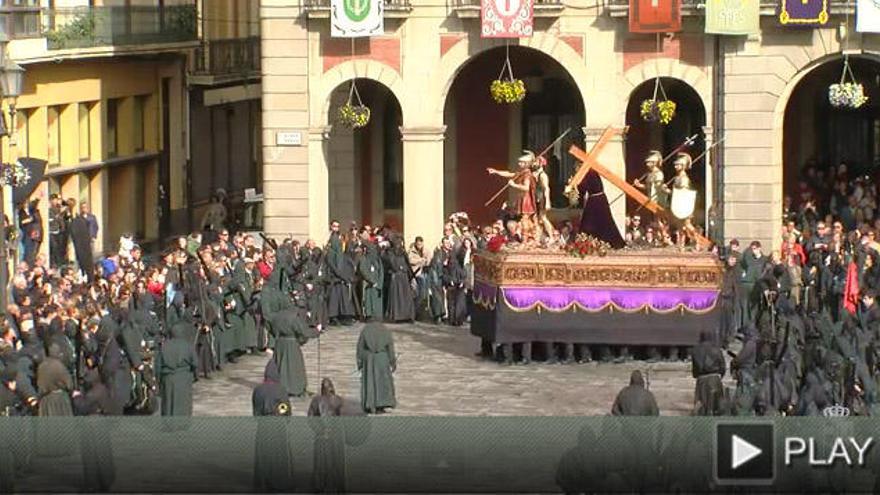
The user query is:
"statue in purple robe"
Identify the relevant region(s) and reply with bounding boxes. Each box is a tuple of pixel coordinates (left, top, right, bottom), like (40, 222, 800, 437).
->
(575, 170, 625, 249)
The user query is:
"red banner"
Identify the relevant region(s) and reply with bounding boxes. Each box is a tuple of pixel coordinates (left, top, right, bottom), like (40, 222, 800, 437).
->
(629, 0, 681, 33)
(481, 0, 534, 38)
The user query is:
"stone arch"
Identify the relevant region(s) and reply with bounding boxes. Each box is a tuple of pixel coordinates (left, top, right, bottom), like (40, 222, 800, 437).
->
(622, 59, 711, 113)
(426, 33, 591, 126)
(314, 60, 406, 128)
(771, 50, 880, 177)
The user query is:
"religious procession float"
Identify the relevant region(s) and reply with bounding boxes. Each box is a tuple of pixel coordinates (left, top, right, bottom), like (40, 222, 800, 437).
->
(472, 126, 724, 348)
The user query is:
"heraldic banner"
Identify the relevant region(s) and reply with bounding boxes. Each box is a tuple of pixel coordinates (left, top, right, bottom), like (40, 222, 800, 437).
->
(857, 0, 880, 32)
(778, 0, 829, 26)
(705, 0, 759, 35)
(481, 0, 534, 38)
(628, 0, 682, 33)
(331, 0, 384, 37)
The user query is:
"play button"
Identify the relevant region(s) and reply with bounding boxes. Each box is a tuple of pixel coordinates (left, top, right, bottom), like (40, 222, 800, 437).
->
(715, 423, 774, 485)
(731, 434, 762, 470)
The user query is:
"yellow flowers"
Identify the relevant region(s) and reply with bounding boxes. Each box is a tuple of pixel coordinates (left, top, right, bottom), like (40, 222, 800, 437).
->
(640, 99, 677, 125)
(490, 79, 526, 104)
(829, 82, 868, 109)
(338, 103, 371, 129)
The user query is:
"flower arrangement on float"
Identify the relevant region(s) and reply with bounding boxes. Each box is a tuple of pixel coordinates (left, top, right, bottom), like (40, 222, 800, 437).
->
(640, 77, 676, 125)
(338, 80, 371, 129)
(829, 57, 868, 109)
(566, 233, 611, 258)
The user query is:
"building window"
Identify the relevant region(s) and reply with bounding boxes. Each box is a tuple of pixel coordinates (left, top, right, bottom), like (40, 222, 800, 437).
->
(78, 102, 91, 161)
(107, 98, 118, 157)
(15, 108, 29, 157)
(133, 95, 146, 152)
(47, 105, 61, 166)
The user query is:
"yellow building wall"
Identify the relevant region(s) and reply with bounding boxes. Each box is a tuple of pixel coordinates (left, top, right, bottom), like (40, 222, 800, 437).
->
(0, 58, 185, 253)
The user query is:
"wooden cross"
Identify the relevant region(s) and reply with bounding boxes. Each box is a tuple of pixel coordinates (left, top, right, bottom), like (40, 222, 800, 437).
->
(567, 126, 711, 247)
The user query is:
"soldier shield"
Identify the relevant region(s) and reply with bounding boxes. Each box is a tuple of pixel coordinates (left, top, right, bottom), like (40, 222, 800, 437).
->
(670, 188, 697, 220)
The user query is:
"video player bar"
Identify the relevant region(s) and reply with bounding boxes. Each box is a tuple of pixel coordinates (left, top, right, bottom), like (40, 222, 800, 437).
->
(2, 417, 879, 493)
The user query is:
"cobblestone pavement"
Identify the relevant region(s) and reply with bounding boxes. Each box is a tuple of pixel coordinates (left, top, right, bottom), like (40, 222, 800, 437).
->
(193, 322, 709, 416)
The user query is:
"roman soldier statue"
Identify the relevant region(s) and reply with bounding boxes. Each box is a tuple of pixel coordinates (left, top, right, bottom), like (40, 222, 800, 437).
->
(487, 151, 538, 236)
(633, 150, 668, 209)
(668, 153, 700, 248)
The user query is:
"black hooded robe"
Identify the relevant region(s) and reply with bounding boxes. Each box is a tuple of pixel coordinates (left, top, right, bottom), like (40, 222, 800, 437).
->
(270, 310, 318, 396)
(384, 247, 415, 323)
(156, 321, 198, 416)
(252, 360, 295, 492)
(611, 371, 659, 416)
(357, 322, 397, 413)
(576, 169, 625, 249)
(691, 332, 726, 416)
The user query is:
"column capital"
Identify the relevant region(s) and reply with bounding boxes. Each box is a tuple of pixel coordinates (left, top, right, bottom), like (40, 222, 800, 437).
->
(582, 126, 626, 144)
(399, 125, 447, 142)
(308, 126, 332, 141)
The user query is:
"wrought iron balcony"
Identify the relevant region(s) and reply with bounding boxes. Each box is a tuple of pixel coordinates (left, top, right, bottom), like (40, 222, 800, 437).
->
(192, 36, 261, 85)
(606, 0, 854, 17)
(452, 0, 564, 18)
(44, 4, 197, 51)
(304, 0, 413, 19)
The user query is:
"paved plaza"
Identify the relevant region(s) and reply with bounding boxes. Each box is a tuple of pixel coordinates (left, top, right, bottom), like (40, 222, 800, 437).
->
(193, 322, 709, 416)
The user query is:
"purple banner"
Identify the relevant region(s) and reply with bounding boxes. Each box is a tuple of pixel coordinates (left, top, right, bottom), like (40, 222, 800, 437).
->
(778, 0, 829, 26)
(495, 285, 718, 314)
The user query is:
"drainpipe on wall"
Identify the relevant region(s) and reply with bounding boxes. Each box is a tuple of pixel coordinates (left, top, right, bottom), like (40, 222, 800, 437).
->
(713, 34, 726, 243)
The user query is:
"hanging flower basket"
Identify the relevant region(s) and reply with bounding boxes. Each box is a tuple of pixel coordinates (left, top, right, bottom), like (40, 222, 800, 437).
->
(640, 77, 677, 125)
(490, 48, 526, 104)
(338, 81, 371, 129)
(829, 57, 868, 109)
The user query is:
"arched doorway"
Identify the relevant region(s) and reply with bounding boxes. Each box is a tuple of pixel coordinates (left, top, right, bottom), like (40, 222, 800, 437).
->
(326, 78, 403, 230)
(624, 78, 706, 225)
(783, 56, 880, 225)
(443, 46, 586, 226)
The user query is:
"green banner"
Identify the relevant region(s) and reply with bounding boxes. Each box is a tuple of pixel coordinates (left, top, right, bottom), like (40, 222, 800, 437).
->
(705, 0, 760, 35)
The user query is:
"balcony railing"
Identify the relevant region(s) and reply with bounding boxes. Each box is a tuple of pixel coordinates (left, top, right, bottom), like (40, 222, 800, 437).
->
(606, 0, 854, 17)
(44, 4, 197, 51)
(304, 0, 413, 18)
(194, 36, 261, 77)
(452, 0, 564, 18)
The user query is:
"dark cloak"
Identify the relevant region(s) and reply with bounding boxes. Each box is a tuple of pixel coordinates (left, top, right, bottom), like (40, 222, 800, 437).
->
(611, 370, 659, 416)
(576, 169, 625, 249)
(357, 322, 397, 413)
(691, 330, 726, 416)
(156, 322, 198, 416)
(384, 245, 415, 323)
(252, 360, 295, 492)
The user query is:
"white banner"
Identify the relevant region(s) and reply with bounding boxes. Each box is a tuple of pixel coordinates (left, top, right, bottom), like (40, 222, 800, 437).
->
(857, 0, 880, 32)
(331, 0, 384, 37)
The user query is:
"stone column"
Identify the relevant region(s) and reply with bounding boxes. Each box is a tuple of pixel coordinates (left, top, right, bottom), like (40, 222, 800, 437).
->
(400, 126, 445, 250)
(307, 126, 331, 241)
(582, 126, 627, 236)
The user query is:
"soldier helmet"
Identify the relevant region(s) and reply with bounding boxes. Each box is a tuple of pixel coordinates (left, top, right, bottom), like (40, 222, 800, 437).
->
(674, 152, 693, 170)
(518, 150, 536, 164)
(645, 150, 663, 164)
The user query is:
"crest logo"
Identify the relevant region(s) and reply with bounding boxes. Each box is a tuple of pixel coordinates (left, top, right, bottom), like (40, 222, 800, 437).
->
(493, 0, 522, 17)
(344, 0, 371, 21)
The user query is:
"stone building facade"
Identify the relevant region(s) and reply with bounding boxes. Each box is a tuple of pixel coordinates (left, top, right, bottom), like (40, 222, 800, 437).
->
(262, 0, 880, 251)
